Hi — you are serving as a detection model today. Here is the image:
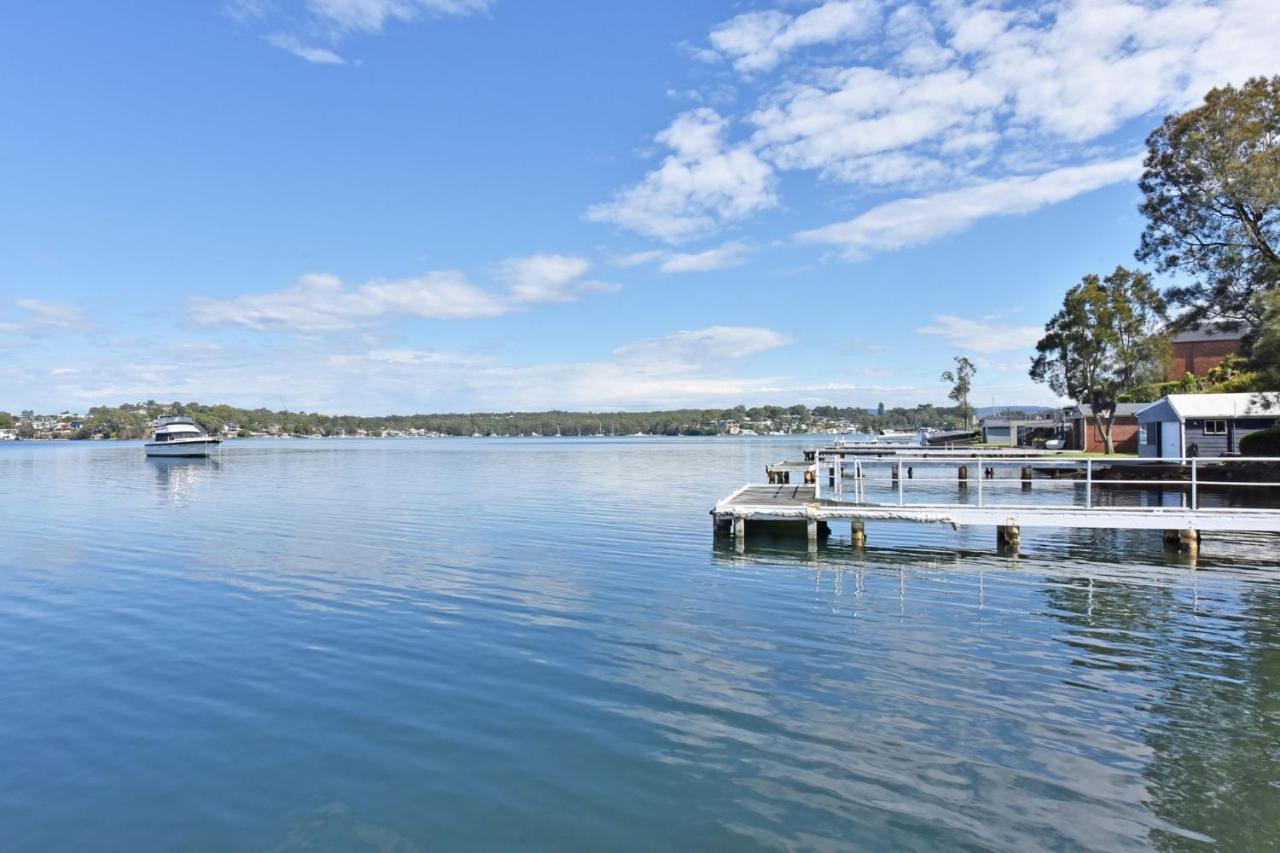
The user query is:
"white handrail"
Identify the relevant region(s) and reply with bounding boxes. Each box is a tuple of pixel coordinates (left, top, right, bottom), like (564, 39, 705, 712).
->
(811, 450, 1279, 511)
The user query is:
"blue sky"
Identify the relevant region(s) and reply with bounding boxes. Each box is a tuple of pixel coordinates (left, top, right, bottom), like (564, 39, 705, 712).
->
(2, 0, 1277, 414)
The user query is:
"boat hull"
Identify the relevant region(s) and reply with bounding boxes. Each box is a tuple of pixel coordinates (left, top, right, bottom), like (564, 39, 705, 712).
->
(144, 439, 221, 458)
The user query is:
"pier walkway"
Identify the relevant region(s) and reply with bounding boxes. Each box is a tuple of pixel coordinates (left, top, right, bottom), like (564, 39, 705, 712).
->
(716, 455, 1280, 555)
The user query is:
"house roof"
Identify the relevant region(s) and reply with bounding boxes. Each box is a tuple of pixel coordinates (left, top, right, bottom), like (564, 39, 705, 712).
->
(1070, 403, 1145, 418)
(981, 417, 1056, 428)
(1136, 392, 1280, 420)
(1171, 325, 1249, 344)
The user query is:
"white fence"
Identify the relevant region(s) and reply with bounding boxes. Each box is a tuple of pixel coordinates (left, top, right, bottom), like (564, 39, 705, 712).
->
(813, 453, 1280, 512)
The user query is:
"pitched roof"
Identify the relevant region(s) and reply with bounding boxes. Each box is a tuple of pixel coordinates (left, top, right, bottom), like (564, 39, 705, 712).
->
(1071, 403, 1145, 418)
(1171, 325, 1249, 344)
(1137, 392, 1280, 419)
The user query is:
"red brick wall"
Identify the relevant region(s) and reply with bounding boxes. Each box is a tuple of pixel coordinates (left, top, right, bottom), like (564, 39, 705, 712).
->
(1169, 338, 1242, 378)
(1080, 416, 1140, 453)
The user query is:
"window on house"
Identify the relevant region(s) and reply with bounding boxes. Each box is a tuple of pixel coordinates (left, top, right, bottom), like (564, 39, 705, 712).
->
(1204, 419, 1227, 435)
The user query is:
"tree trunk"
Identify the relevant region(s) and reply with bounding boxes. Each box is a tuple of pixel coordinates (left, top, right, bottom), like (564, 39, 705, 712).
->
(1092, 412, 1116, 455)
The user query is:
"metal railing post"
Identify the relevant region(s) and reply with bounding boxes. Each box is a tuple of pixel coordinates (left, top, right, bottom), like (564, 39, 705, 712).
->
(897, 459, 904, 505)
(1191, 458, 1197, 510)
(977, 459, 983, 507)
(1085, 459, 1092, 509)
(815, 452, 821, 500)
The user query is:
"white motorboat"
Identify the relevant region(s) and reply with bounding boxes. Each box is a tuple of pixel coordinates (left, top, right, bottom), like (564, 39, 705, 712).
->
(875, 428, 923, 444)
(145, 417, 222, 457)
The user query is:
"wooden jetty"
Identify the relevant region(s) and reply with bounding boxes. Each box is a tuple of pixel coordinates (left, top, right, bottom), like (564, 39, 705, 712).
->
(719, 454, 1280, 556)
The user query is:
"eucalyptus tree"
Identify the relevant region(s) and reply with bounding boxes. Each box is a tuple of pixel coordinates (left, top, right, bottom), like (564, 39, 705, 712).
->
(940, 356, 976, 431)
(1030, 267, 1169, 454)
(1137, 76, 1280, 330)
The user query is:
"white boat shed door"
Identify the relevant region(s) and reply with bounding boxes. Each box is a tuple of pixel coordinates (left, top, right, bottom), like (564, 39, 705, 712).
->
(1161, 421, 1181, 459)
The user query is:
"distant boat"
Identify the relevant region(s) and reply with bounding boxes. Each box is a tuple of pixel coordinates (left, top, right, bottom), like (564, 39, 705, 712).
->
(145, 417, 221, 458)
(874, 428, 930, 445)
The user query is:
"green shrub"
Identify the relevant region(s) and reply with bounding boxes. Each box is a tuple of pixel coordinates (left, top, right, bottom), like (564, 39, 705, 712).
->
(1240, 425, 1280, 457)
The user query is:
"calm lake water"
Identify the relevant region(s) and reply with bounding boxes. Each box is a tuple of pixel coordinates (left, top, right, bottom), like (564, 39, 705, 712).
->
(2, 438, 1279, 851)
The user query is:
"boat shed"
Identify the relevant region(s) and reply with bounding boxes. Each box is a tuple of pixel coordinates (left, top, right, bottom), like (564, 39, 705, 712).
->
(980, 416, 1058, 447)
(1136, 393, 1279, 458)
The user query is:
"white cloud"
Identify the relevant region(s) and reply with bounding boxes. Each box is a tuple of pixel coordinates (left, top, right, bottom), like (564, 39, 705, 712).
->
(240, 0, 492, 63)
(915, 314, 1042, 353)
(796, 156, 1142, 258)
(0, 299, 90, 336)
(189, 254, 607, 332)
(265, 33, 346, 64)
(307, 0, 491, 34)
(494, 253, 617, 303)
(749, 65, 1003, 183)
(659, 242, 750, 273)
(611, 250, 666, 268)
(613, 325, 792, 364)
(585, 108, 776, 243)
(710, 1, 880, 72)
(189, 272, 507, 331)
(593, 0, 1280, 250)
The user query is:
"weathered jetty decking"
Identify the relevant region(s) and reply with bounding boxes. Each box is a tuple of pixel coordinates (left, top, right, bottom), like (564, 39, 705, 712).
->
(718, 455, 1280, 555)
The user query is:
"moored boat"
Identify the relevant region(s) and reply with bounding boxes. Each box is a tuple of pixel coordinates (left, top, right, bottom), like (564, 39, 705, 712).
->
(144, 417, 221, 457)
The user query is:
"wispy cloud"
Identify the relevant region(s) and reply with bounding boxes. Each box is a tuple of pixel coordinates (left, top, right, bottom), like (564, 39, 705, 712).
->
(613, 325, 792, 364)
(659, 242, 750, 273)
(0, 299, 90, 336)
(308, 0, 492, 35)
(189, 253, 607, 332)
(265, 33, 346, 64)
(233, 0, 494, 64)
(796, 156, 1142, 258)
(915, 313, 1042, 353)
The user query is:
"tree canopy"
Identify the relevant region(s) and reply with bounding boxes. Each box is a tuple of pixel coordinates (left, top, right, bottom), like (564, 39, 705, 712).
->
(940, 356, 976, 430)
(1030, 267, 1168, 453)
(1136, 75, 1280, 329)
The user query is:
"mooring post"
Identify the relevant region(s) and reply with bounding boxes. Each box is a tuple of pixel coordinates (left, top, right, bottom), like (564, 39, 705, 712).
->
(1179, 528, 1200, 558)
(851, 519, 866, 547)
(997, 523, 1021, 552)
(1022, 466, 1033, 491)
(958, 465, 968, 490)
(806, 518, 819, 550)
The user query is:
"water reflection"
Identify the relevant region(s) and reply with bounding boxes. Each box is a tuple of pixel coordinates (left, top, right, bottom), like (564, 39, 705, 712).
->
(3, 439, 1280, 850)
(148, 456, 221, 504)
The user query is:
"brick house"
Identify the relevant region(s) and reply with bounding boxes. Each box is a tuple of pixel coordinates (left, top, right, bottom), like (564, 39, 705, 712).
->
(1065, 403, 1144, 453)
(1168, 326, 1247, 379)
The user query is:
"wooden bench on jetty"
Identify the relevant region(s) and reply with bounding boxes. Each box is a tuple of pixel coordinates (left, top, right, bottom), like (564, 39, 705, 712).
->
(720, 453, 1280, 557)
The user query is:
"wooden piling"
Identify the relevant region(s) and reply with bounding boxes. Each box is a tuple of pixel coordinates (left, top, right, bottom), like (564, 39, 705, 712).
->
(851, 519, 866, 547)
(1021, 466, 1033, 491)
(997, 523, 1021, 552)
(958, 465, 968, 489)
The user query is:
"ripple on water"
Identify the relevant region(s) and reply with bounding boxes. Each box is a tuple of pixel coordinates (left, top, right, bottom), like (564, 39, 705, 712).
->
(1, 438, 1279, 850)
